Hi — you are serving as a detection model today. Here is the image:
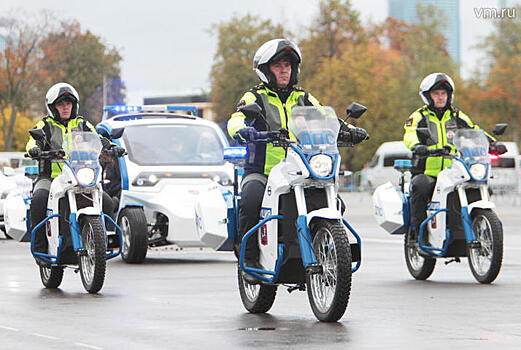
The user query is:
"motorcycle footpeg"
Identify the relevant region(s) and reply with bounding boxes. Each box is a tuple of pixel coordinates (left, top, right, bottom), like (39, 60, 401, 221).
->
(468, 241, 481, 249)
(305, 264, 323, 275)
(76, 249, 88, 257)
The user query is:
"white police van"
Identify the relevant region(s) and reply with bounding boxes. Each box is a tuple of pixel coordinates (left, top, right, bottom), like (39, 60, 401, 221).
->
(96, 105, 234, 263)
(361, 141, 412, 191)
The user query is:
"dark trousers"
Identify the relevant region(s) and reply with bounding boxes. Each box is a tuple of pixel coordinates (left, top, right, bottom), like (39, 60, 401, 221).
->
(410, 174, 465, 235)
(30, 178, 114, 254)
(238, 179, 266, 260)
(410, 174, 436, 230)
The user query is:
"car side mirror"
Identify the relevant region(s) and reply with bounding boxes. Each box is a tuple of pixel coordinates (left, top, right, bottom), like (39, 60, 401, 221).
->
(2, 167, 15, 177)
(110, 127, 124, 139)
(346, 103, 367, 120)
(493, 123, 508, 136)
(239, 103, 263, 119)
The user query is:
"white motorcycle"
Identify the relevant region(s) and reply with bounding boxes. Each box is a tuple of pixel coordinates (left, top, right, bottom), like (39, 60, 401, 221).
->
(373, 125, 506, 284)
(224, 104, 365, 322)
(28, 129, 122, 293)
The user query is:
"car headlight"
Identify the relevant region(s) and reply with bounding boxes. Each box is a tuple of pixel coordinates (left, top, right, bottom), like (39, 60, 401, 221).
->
(309, 154, 333, 177)
(469, 163, 487, 180)
(76, 167, 96, 185)
(135, 174, 160, 187)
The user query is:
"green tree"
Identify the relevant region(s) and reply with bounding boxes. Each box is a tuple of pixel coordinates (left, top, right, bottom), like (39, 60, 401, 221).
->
(39, 20, 125, 124)
(209, 14, 287, 124)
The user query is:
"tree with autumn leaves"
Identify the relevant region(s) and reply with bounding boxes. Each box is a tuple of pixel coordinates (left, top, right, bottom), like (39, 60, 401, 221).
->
(210, 0, 461, 171)
(0, 14, 124, 151)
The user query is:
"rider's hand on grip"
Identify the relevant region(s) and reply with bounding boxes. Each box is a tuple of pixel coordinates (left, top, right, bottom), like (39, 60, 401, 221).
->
(412, 144, 429, 157)
(234, 127, 257, 143)
(28, 147, 41, 158)
(489, 142, 507, 155)
(339, 127, 368, 144)
(112, 145, 126, 157)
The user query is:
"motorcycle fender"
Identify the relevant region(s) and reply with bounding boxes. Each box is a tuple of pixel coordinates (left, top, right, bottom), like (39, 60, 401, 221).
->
(468, 200, 495, 212)
(77, 207, 102, 218)
(307, 208, 342, 225)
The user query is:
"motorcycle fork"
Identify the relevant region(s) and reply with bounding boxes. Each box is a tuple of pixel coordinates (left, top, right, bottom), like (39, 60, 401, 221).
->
(294, 184, 322, 269)
(457, 186, 478, 244)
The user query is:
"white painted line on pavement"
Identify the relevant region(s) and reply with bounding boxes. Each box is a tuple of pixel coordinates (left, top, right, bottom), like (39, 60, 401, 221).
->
(32, 333, 60, 340)
(0, 325, 20, 331)
(75, 342, 103, 349)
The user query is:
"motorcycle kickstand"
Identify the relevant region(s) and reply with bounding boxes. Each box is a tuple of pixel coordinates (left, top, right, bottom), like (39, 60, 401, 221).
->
(444, 257, 461, 265)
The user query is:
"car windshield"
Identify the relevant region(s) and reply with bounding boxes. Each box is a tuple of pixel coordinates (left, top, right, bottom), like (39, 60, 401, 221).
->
(123, 124, 224, 165)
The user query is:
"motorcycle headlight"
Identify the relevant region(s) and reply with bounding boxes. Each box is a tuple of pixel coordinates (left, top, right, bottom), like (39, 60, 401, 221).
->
(309, 154, 333, 177)
(469, 163, 487, 180)
(76, 167, 96, 185)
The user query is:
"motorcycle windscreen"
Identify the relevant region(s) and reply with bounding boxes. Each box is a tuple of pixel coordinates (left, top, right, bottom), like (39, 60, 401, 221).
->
(454, 129, 490, 165)
(63, 131, 102, 167)
(288, 106, 340, 153)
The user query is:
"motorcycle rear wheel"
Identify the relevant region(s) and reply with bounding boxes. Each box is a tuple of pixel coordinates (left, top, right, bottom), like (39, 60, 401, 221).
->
(39, 266, 64, 289)
(404, 227, 436, 280)
(468, 209, 503, 284)
(306, 219, 352, 322)
(79, 217, 106, 294)
(237, 264, 277, 313)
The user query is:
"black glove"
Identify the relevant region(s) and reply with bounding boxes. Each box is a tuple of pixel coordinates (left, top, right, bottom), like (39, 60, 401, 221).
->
(111, 145, 126, 157)
(489, 142, 507, 155)
(28, 147, 41, 158)
(412, 144, 429, 156)
(339, 127, 369, 144)
(234, 127, 257, 143)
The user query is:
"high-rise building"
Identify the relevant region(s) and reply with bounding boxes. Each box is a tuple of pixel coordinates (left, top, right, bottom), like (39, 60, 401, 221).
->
(388, 0, 460, 66)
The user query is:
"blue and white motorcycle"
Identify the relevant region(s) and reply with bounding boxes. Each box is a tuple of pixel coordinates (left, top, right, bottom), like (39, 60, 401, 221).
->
(373, 125, 506, 284)
(27, 129, 123, 293)
(224, 104, 365, 322)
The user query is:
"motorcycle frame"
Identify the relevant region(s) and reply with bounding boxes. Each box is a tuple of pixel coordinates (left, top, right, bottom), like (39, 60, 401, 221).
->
(31, 158, 122, 265)
(414, 156, 495, 257)
(235, 143, 362, 283)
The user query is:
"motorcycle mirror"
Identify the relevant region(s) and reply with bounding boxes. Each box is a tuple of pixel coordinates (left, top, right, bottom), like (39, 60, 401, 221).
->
(493, 123, 508, 136)
(239, 102, 263, 119)
(416, 127, 437, 146)
(345, 103, 367, 120)
(110, 127, 124, 139)
(29, 128, 45, 141)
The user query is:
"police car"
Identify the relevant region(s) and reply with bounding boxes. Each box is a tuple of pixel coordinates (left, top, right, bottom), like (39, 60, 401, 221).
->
(96, 105, 234, 263)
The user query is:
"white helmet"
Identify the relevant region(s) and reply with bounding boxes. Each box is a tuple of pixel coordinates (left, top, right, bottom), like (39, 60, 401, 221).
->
(253, 38, 302, 89)
(46, 82, 80, 120)
(419, 73, 455, 107)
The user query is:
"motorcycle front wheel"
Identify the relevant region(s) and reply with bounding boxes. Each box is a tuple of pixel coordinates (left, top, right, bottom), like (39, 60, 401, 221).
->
(237, 264, 277, 314)
(79, 216, 106, 293)
(468, 209, 503, 284)
(306, 219, 352, 322)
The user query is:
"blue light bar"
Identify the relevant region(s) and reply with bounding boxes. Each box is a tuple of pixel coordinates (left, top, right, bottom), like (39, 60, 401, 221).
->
(103, 105, 199, 120)
(104, 105, 143, 113)
(166, 106, 198, 112)
(224, 147, 248, 159)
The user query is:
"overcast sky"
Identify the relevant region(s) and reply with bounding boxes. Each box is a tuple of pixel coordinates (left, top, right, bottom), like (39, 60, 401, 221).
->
(1, 0, 504, 103)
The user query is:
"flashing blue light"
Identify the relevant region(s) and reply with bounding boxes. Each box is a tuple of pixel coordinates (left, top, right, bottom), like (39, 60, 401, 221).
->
(224, 147, 248, 159)
(393, 159, 412, 170)
(166, 105, 198, 112)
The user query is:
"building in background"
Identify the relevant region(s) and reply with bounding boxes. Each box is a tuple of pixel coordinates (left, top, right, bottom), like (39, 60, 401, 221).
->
(143, 92, 215, 121)
(388, 0, 460, 66)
